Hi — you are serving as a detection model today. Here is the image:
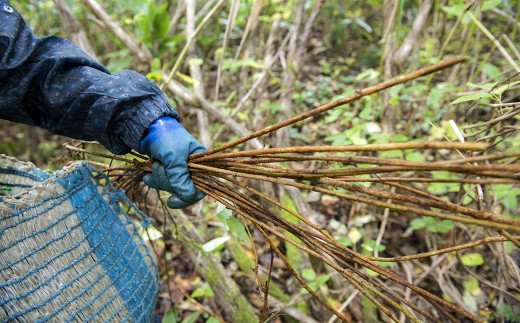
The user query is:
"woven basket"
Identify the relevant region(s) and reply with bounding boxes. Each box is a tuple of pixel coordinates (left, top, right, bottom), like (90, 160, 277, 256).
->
(0, 155, 159, 322)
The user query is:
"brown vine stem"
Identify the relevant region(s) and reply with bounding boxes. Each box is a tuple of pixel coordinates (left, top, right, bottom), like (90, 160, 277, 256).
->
(191, 141, 486, 163)
(193, 177, 477, 322)
(205, 160, 519, 181)
(190, 57, 467, 159)
(368, 236, 517, 262)
(228, 150, 520, 166)
(189, 163, 520, 232)
(195, 181, 353, 322)
(194, 160, 516, 225)
(318, 178, 520, 226)
(192, 177, 405, 320)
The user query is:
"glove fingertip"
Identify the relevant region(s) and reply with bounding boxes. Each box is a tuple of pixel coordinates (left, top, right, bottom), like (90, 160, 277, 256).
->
(166, 195, 191, 209)
(143, 174, 160, 189)
(194, 189, 206, 202)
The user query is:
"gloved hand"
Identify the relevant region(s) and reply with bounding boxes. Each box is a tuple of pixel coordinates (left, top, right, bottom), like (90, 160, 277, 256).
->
(140, 116, 206, 208)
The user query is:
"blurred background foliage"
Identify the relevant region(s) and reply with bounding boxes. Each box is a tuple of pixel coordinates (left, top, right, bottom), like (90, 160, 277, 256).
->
(2, 0, 519, 321)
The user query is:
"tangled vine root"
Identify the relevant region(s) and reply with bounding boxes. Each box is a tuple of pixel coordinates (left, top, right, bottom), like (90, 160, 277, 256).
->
(66, 58, 520, 322)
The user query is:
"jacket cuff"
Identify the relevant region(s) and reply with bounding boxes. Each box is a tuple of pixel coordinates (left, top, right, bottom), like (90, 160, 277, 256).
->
(82, 69, 179, 154)
(113, 97, 180, 153)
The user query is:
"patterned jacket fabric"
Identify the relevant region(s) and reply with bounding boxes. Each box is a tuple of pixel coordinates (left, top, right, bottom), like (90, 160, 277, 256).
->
(0, 1, 179, 154)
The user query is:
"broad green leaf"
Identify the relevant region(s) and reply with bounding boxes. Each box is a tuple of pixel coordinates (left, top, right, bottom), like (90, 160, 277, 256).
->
(162, 306, 178, 323)
(410, 217, 427, 230)
(206, 317, 220, 323)
(379, 150, 403, 158)
(491, 81, 520, 97)
(191, 282, 215, 298)
(406, 151, 426, 162)
(216, 202, 232, 220)
(467, 81, 498, 91)
(494, 184, 518, 207)
(483, 0, 502, 11)
(202, 236, 230, 253)
(451, 92, 493, 104)
(226, 217, 251, 248)
(302, 268, 317, 281)
(182, 311, 202, 323)
(435, 220, 454, 233)
(392, 134, 409, 142)
(315, 274, 330, 286)
(300, 275, 330, 294)
(460, 253, 484, 266)
(361, 239, 386, 252)
(441, 4, 466, 17)
(482, 63, 501, 80)
(365, 268, 379, 277)
(335, 236, 353, 247)
(463, 277, 482, 296)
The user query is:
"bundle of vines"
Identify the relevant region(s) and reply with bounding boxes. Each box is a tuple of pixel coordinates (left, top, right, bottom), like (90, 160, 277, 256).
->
(66, 58, 519, 322)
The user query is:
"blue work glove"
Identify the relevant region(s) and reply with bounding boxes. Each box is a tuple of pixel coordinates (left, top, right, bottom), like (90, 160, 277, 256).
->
(140, 116, 206, 208)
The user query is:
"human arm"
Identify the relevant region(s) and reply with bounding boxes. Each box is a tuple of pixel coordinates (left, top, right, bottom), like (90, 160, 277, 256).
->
(0, 1, 205, 207)
(0, 0, 178, 154)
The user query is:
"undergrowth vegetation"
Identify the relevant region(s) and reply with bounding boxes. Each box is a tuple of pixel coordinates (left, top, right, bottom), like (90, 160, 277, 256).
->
(2, 0, 519, 322)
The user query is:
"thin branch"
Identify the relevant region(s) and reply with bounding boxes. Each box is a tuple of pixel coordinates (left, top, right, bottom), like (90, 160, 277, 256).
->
(191, 57, 467, 158)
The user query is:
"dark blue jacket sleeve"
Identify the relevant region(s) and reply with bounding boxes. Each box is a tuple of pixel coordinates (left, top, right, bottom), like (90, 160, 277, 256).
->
(0, 1, 179, 154)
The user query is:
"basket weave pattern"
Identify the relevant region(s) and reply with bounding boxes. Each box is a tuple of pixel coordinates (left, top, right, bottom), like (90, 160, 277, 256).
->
(0, 156, 159, 322)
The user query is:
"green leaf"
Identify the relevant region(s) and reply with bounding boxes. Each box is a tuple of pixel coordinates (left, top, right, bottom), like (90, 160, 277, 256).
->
(392, 134, 409, 142)
(361, 239, 386, 252)
(182, 311, 202, 323)
(300, 275, 330, 294)
(216, 202, 232, 220)
(441, 4, 466, 17)
(410, 217, 427, 230)
(405, 151, 426, 162)
(202, 236, 230, 253)
(324, 132, 352, 146)
(365, 268, 379, 277)
(206, 317, 220, 323)
(315, 274, 330, 286)
(302, 268, 317, 281)
(435, 220, 454, 233)
(467, 81, 498, 91)
(226, 217, 251, 248)
(482, 63, 501, 80)
(483, 0, 502, 11)
(460, 253, 484, 266)
(463, 277, 482, 296)
(379, 150, 403, 158)
(491, 81, 520, 97)
(162, 305, 178, 323)
(494, 185, 520, 211)
(335, 236, 353, 247)
(191, 282, 214, 298)
(451, 92, 493, 104)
